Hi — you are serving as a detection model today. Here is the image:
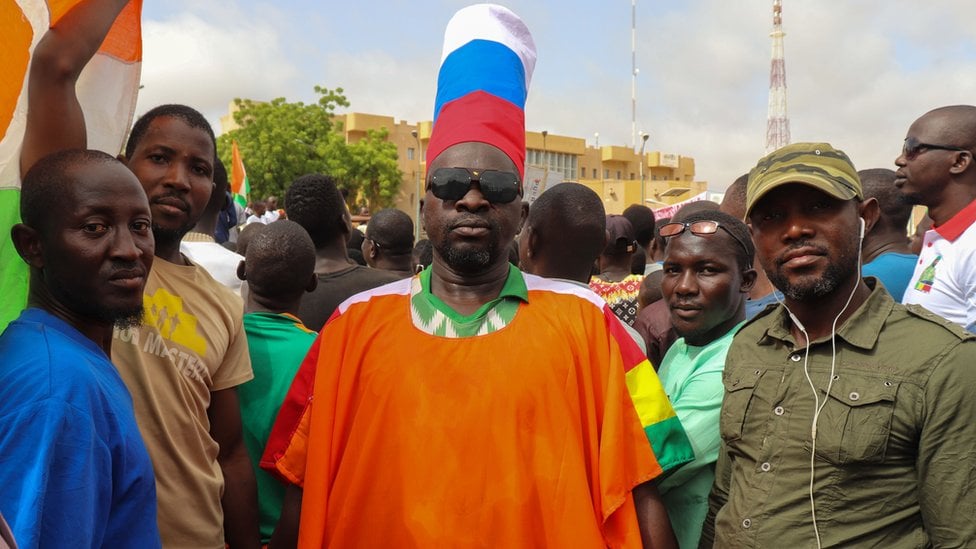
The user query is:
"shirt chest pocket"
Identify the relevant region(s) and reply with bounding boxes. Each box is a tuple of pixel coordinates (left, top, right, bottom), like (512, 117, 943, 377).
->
(720, 368, 763, 442)
(805, 375, 899, 464)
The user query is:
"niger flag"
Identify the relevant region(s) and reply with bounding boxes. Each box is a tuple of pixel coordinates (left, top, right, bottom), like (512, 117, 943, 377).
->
(231, 140, 250, 209)
(0, 0, 142, 331)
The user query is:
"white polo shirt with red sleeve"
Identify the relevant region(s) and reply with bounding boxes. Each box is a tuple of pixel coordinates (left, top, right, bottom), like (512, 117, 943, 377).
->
(903, 198, 976, 332)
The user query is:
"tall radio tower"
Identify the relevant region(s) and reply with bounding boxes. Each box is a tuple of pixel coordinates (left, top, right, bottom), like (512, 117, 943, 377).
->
(765, 0, 790, 152)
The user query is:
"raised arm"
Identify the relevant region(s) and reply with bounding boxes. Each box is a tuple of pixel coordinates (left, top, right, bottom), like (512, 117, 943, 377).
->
(20, 0, 129, 175)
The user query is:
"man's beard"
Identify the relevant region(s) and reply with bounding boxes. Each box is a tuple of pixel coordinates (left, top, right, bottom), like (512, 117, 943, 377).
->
(111, 306, 145, 330)
(152, 222, 193, 249)
(766, 239, 859, 301)
(436, 240, 497, 274)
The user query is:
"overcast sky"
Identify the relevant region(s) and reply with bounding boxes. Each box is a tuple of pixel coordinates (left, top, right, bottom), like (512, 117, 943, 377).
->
(138, 0, 976, 191)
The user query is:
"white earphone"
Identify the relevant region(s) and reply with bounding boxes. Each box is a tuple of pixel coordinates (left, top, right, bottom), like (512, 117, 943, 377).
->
(859, 217, 866, 239)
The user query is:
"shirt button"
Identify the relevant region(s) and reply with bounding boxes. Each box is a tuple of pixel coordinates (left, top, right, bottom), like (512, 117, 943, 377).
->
(774, 406, 785, 416)
(790, 354, 802, 362)
(760, 462, 771, 472)
(742, 518, 752, 529)
(849, 392, 860, 401)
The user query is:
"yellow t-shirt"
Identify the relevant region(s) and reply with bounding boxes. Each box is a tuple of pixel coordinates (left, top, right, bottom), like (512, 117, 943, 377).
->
(113, 257, 253, 548)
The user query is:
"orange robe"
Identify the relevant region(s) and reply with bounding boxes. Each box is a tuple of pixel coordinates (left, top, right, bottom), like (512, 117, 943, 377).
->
(263, 275, 687, 547)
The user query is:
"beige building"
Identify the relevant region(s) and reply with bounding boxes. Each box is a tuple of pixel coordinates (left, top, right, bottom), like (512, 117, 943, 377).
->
(221, 102, 707, 229)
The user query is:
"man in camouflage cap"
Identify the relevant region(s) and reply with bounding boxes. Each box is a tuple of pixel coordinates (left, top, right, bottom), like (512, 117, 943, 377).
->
(700, 142, 976, 548)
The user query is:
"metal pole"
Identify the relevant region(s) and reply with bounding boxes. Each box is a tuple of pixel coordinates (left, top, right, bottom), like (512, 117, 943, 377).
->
(412, 129, 422, 240)
(631, 0, 637, 149)
(639, 132, 649, 206)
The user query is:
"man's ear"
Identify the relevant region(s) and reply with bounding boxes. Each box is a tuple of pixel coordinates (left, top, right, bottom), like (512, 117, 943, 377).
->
(11, 223, 43, 268)
(305, 273, 318, 293)
(859, 198, 881, 234)
(740, 267, 758, 294)
(236, 260, 246, 281)
(518, 201, 529, 233)
(949, 150, 973, 175)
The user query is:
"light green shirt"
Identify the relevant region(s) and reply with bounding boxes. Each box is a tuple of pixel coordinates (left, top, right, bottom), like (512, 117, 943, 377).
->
(657, 322, 743, 549)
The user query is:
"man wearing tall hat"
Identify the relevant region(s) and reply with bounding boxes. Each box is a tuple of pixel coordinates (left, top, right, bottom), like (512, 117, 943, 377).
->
(261, 5, 692, 547)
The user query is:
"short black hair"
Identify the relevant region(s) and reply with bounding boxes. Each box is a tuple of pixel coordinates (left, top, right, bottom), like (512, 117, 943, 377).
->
(527, 182, 606, 266)
(672, 200, 721, 222)
(124, 104, 216, 161)
(245, 220, 315, 302)
(719, 173, 750, 220)
(665, 209, 754, 271)
(859, 168, 912, 231)
(21, 149, 122, 229)
(366, 209, 414, 255)
(285, 173, 347, 248)
(622, 204, 656, 247)
(236, 222, 268, 257)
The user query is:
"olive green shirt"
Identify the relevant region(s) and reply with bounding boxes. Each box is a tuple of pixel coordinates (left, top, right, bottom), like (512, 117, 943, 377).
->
(701, 280, 976, 548)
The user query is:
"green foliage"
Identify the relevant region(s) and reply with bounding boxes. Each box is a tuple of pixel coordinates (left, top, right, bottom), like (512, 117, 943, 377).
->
(347, 128, 403, 211)
(216, 86, 403, 211)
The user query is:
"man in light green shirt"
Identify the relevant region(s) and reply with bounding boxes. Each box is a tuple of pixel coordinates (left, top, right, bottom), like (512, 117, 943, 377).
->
(655, 209, 756, 548)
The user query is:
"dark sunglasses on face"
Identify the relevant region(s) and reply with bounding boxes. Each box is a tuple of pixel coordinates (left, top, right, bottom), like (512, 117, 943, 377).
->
(659, 220, 751, 256)
(902, 136, 970, 161)
(427, 167, 521, 204)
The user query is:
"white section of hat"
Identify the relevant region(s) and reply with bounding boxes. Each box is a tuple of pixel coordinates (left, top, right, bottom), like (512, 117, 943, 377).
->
(440, 3, 537, 86)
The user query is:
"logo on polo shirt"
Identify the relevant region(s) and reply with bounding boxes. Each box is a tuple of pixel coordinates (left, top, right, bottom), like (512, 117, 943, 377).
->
(914, 254, 942, 293)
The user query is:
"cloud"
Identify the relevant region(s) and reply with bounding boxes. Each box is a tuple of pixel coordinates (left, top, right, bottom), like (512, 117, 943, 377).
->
(136, 9, 300, 132)
(135, 0, 976, 193)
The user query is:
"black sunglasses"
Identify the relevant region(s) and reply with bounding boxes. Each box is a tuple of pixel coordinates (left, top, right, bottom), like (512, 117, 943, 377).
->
(660, 220, 751, 257)
(427, 167, 521, 204)
(902, 136, 970, 161)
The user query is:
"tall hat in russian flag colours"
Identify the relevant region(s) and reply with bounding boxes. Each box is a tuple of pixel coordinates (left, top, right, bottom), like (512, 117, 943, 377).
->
(427, 4, 537, 182)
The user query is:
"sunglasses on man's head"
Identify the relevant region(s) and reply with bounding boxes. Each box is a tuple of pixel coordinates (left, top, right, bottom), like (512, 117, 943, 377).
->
(428, 167, 521, 204)
(902, 136, 970, 161)
(659, 220, 751, 256)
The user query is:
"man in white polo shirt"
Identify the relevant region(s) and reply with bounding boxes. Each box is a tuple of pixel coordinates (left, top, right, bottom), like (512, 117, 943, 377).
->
(895, 105, 976, 332)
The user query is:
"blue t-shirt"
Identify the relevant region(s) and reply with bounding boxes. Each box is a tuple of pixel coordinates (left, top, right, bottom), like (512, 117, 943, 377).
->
(862, 252, 918, 302)
(745, 290, 783, 320)
(0, 308, 160, 548)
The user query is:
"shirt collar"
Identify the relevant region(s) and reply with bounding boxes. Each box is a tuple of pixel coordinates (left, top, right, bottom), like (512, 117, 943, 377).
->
(182, 231, 216, 243)
(419, 262, 529, 303)
(756, 278, 892, 351)
(934, 197, 976, 242)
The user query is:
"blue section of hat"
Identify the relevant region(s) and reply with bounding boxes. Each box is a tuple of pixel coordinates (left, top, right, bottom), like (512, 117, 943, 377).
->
(434, 39, 527, 121)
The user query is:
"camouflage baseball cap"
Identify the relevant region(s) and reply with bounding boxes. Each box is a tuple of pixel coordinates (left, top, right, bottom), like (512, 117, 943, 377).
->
(745, 142, 863, 218)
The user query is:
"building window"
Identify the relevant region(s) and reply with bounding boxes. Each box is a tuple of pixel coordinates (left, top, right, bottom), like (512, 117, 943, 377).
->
(580, 167, 586, 178)
(407, 147, 415, 160)
(603, 169, 610, 179)
(630, 173, 635, 180)
(616, 170, 622, 180)
(593, 168, 598, 179)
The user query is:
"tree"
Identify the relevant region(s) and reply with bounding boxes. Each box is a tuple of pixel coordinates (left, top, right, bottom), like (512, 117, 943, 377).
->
(346, 128, 402, 212)
(216, 86, 403, 211)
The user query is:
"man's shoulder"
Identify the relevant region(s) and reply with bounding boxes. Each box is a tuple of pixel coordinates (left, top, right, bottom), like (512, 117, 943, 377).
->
(0, 318, 109, 409)
(894, 302, 976, 342)
(735, 301, 781, 336)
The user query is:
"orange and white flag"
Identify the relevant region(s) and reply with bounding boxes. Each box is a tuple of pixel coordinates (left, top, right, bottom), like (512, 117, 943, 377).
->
(0, 0, 143, 187)
(0, 0, 142, 330)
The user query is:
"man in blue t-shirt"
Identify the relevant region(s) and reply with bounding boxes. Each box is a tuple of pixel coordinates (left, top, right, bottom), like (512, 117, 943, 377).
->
(0, 150, 161, 547)
(859, 168, 917, 301)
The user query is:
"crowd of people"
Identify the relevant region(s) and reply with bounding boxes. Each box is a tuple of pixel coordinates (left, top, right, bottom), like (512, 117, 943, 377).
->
(1, 1, 975, 548)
